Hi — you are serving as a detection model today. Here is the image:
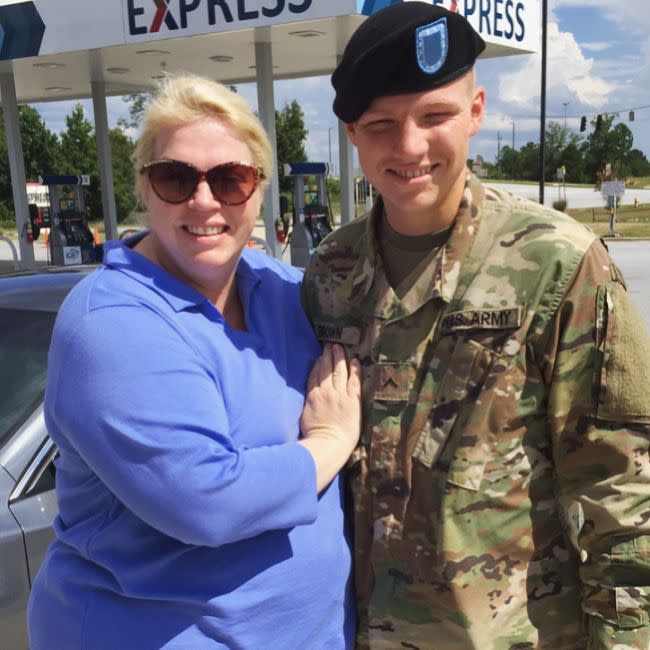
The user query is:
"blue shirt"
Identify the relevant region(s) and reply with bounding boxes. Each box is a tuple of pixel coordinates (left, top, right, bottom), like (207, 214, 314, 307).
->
(28, 239, 354, 649)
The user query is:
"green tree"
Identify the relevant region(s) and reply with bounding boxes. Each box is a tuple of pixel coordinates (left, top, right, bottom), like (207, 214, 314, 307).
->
(0, 106, 62, 221)
(110, 127, 137, 222)
(59, 103, 100, 218)
(118, 92, 152, 131)
(275, 100, 308, 194)
(0, 124, 12, 220)
(19, 105, 61, 179)
(625, 148, 650, 178)
(559, 142, 587, 183)
(518, 141, 540, 180)
(581, 113, 633, 182)
(543, 121, 583, 181)
(497, 146, 521, 179)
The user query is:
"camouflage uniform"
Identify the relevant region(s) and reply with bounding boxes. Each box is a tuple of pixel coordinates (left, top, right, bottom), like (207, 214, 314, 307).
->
(302, 172, 650, 650)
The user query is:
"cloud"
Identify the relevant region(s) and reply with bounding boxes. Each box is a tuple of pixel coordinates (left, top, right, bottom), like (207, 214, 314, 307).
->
(496, 21, 614, 110)
(581, 42, 611, 52)
(551, 0, 650, 35)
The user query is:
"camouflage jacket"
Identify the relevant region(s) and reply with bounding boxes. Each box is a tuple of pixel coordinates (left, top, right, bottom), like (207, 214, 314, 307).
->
(302, 173, 650, 650)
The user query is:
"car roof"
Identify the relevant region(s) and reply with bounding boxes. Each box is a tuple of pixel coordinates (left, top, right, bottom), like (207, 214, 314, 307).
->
(0, 267, 92, 312)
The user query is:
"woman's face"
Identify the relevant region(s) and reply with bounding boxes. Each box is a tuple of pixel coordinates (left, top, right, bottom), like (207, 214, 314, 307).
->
(142, 118, 262, 299)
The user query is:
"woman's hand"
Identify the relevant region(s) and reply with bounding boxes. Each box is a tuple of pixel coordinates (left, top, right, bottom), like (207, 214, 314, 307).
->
(299, 344, 362, 492)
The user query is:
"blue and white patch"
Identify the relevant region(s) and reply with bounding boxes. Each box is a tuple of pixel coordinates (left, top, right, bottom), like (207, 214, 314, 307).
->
(415, 17, 448, 75)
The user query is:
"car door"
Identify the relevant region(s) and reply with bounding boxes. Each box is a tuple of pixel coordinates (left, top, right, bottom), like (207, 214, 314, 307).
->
(1, 409, 58, 650)
(8, 430, 58, 582)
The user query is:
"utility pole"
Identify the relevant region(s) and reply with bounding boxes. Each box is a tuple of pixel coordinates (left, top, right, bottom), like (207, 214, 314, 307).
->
(562, 101, 569, 128)
(538, 0, 548, 205)
(497, 132, 502, 175)
(511, 121, 515, 151)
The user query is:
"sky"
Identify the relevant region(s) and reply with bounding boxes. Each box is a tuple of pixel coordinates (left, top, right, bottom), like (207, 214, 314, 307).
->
(34, 0, 650, 176)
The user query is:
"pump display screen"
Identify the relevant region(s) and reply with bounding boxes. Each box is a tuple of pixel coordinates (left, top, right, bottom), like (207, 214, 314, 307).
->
(59, 198, 75, 211)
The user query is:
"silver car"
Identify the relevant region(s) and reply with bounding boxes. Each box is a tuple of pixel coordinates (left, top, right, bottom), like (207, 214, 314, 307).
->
(0, 269, 89, 649)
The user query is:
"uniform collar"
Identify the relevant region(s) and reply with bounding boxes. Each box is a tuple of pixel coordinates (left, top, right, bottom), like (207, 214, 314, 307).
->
(102, 234, 261, 314)
(337, 170, 486, 319)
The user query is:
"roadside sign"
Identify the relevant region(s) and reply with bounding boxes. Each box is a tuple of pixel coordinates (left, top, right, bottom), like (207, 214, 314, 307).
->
(601, 180, 625, 197)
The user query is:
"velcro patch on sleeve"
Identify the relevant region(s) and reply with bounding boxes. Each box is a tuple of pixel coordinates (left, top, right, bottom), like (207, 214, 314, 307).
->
(595, 282, 650, 424)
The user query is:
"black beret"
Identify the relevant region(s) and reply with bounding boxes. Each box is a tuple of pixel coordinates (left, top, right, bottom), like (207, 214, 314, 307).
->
(332, 2, 486, 123)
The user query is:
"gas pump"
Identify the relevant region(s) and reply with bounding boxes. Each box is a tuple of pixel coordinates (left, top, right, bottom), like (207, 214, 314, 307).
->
(40, 175, 101, 266)
(284, 162, 334, 268)
(27, 203, 43, 243)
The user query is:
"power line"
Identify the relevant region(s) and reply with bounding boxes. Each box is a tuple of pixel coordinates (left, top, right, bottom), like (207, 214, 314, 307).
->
(504, 104, 650, 122)
(553, 105, 650, 120)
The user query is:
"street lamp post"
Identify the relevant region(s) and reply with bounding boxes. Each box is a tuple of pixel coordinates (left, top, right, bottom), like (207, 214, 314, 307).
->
(538, 0, 548, 205)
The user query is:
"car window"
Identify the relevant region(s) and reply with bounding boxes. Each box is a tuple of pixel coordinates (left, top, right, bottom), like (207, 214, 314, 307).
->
(0, 308, 56, 447)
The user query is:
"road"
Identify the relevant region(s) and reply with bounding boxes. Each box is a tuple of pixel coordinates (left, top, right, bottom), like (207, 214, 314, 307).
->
(486, 182, 650, 209)
(1, 232, 648, 328)
(607, 240, 650, 328)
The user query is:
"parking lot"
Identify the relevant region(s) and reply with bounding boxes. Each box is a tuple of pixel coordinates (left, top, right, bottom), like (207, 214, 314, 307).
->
(1, 232, 648, 328)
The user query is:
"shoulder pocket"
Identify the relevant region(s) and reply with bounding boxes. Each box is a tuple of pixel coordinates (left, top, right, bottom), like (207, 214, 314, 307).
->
(595, 282, 650, 424)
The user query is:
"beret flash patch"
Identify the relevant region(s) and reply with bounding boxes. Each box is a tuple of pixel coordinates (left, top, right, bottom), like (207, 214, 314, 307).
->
(416, 17, 448, 75)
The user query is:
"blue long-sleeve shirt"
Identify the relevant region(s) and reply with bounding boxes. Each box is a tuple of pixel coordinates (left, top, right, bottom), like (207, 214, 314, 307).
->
(28, 239, 354, 650)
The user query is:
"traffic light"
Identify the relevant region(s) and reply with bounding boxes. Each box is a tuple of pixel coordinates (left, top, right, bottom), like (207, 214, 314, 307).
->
(595, 115, 603, 132)
(580, 116, 587, 132)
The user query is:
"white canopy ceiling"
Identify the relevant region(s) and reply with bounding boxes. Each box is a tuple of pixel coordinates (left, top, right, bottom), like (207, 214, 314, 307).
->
(0, 0, 539, 104)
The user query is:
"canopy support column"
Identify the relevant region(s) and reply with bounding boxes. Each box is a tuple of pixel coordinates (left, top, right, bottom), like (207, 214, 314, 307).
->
(1, 70, 36, 270)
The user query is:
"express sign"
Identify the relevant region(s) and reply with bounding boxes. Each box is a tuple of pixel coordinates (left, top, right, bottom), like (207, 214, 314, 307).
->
(2, 0, 537, 60)
(126, 0, 313, 36)
(123, 0, 536, 51)
(425, 0, 530, 46)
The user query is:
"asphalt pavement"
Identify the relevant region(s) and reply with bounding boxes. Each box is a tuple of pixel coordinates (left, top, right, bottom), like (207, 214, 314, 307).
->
(486, 182, 650, 210)
(1, 227, 648, 328)
(606, 240, 650, 328)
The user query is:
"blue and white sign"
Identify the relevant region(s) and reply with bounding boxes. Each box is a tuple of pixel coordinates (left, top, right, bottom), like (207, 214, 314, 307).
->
(284, 162, 329, 176)
(0, 2, 44, 60)
(0, 0, 538, 61)
(601, 180, 625, 197)
(63, 246, 82, 266)
(359, 1, 538, 54)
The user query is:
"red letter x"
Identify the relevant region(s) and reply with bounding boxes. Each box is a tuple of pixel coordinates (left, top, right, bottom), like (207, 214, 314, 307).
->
(150, 0, 167, 33)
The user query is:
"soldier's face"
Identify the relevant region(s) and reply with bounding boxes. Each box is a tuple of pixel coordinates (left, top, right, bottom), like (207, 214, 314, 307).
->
(346, 73, 485, 234)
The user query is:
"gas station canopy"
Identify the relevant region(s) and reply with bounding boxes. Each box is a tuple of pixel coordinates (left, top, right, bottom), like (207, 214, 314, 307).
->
(1, 0, 539, 104)
(0, 0, 540, 269)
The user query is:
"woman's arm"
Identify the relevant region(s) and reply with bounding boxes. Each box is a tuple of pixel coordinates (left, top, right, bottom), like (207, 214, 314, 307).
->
(299, 343, 362, 492)
(47, 304, 351, 548)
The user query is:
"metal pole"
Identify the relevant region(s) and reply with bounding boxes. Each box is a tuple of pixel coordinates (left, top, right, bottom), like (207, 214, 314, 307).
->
(254, 31, 281, 259)
(91, 81, 119, 241)
(328, 127, 332, 173)
(511, 122, 515, 151)
(1, 71, 36, 270)
(538, 0, 548, 205)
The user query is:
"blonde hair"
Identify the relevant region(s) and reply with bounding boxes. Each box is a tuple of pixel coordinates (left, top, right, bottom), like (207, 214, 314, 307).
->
(133, 74, 273, 205)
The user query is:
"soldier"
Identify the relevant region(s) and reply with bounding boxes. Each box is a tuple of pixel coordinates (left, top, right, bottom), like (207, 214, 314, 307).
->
(302, 3, 650, 649)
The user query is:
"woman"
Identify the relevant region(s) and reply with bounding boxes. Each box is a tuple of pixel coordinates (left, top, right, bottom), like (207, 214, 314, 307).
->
(27, 75, 360, 649)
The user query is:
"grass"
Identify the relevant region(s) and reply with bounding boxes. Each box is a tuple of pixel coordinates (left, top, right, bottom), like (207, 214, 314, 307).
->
(2, 181, 649, 241)
(566, 203, 650, 238)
